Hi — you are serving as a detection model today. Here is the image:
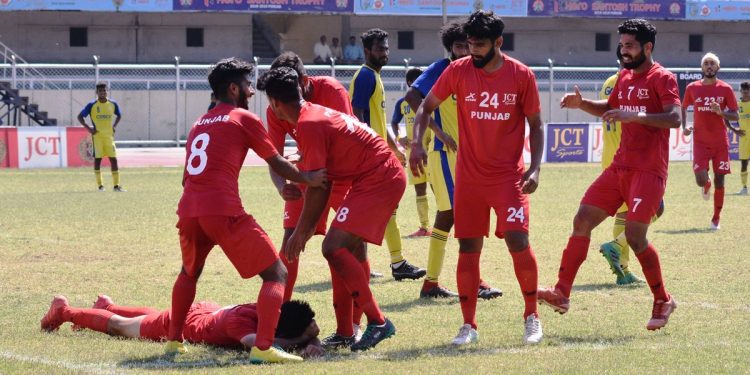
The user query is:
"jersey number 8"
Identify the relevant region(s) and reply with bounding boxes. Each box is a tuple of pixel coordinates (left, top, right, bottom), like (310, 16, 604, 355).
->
(187, 133, 210, 175)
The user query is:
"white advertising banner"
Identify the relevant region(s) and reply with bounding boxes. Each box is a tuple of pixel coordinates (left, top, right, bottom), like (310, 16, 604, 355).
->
(17, 127, 67, 169)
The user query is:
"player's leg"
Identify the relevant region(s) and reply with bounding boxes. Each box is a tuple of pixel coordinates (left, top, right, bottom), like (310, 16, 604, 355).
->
(740, 159, 749, 194)
(109, 157, 123, 192)
(95, 295, 159, 317)
(422, 150, 456, 296)
(279, 228, 298, 302)
(385, 208, 426, 280)
(693, 145, 712, 199)
(711, 150, 730, 229)
(94, 158, 103, 190)
(102, 136, 122, 191)
(167, 217, 213, 352)
(407, 181, 431, 237)
(40, 295, 143, 338)
(600, 207, 628, 282)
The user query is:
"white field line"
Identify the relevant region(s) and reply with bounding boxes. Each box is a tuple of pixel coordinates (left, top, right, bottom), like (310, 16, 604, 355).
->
(0, 350, 119, 374)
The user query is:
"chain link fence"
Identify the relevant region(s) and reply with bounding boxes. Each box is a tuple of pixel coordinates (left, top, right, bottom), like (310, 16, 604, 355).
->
(2, 61, 749, 145)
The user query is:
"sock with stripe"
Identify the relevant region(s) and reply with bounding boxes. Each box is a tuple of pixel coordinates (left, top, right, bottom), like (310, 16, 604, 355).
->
(456, 252, 480, 329)
(742, 171, 748, 188)
(255, 281, 285, 350)
(555, 236, 590, 297)
(425, 227, 449, 283)
(95, 169, 102, 187)
(510, 246, 539, 318)
(327, 248, 384, 325)
(612, 217, 630, 271)
(384, 212, 404, 264)
(112, 170, 120, 187)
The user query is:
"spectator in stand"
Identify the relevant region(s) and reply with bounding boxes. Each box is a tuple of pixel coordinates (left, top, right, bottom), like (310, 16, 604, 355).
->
(330, 37, 344, 63)
(313, 35, 333, 64)
(344, 35, 364, 64)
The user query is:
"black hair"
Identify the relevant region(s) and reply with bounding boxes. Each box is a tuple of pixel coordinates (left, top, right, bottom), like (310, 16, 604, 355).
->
(440, 18, 467, 52)
(741, 81, 750, 90)
(361, 28, 389, 50)
(617, 19, 657, 51)
(276, 300, 315, 339)
(95, 83, 107, 90)
(270, 52, 307, 83)
(406, 68, 423, 84)
(257, 66, 300, 103)
(463, 10, 504, 41)
(207, 57, 255, 99)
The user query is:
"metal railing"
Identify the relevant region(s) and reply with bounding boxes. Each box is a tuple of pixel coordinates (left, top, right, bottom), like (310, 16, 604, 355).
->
(1, 59, 749, 145)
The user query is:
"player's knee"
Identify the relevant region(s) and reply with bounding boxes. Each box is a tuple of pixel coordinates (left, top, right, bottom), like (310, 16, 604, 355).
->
(262, 259, 288, 284)
(624, 229, 647, 252)
(572, 213, 595, 236)
(504, 231, 529, 252)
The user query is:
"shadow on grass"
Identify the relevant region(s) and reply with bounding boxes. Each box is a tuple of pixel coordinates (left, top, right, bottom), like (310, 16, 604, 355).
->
(572, 283, 622, 292)
(654, 227, 715, 235)
(118, 347, 254, 370)
(294, 280, 331, 294)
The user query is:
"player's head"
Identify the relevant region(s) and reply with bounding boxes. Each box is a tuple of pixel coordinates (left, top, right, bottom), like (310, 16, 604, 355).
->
(463, 10, 505, 68)
(208, 57, 255, 110)
(258, 67, 302, 121)
(700, 52, 720, 78)
(276, 300, 318, 340)
(361, 28, 389, 69)
(95, 83, 107, 100)
(405, 67, 423, 87)
(616, 19, 656, 70)
(440, 18, 469, 60)
(271, 52, 316, 100)
(741, 81, 750, 100)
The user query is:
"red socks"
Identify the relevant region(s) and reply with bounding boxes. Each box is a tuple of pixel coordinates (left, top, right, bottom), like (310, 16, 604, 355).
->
(105, 305, 158, 317)
(330, 263, 355, 337)
(168, 271, 197, 341)
(255, 281, 285, 350)
(635, 244, 669, 301)
(555, 236, 590, 297)
(713, 187, 724, 222)
(510, 246, 539, 318)
(352, 260, 370, 326)
(328, 248, 384, 325)
(281, 254, 298, 302)
(66, 308, 115, 333)
(456, 252, 480, 329)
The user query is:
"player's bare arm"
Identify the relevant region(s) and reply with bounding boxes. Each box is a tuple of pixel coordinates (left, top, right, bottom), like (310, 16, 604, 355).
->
(603, 103, 681, 129)
(724, 118, 746, 136)
(405, 87, 456, 152)
(711, 102, 740, 122)
(411, 92, 442, 176)
(283, 183, 331, 261)
(522, 113, 544, 194)
(268, 166, 303, 201)
(266, 154, 328, 188)
(560, 85, 610, 117)
(77, 114, 97, 135)
(681, 105, 693, 136)
(386, 133, 407, 165)
(113, 114, 121, 134)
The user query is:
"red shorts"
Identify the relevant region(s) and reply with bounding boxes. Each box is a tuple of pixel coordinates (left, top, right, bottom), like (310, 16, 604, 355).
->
(581, 167, 666, 224)
(330, 157, 406, 245)
(139, 310, 170, 341)
(176, 214, 278, 279)
(693, 142, 731, 175)
(454, 178, 530, 239)
(283, 182, 351, 235)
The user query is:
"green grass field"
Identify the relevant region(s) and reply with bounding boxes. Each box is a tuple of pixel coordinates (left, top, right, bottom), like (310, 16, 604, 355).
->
(2, 162, 749, 374)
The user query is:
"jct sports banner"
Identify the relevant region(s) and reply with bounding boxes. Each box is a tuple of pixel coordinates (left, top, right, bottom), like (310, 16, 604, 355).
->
(527, 0, 685, 19)
(546, 123, 589, 162)
(354, 0, 526, 16)
(0, 0, 172, 11)
(174, 0, 353, 13)
(687, 0, 750, 20)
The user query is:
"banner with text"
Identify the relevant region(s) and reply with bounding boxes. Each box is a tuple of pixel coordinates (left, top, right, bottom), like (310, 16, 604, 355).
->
(354, 0, 526, 16)
(0, 0, 171, 11)
(546, 123, 589, 162)
(173, 0, 353, 12)
(687, 0, 750, 20)
(527, 0, 685, 19)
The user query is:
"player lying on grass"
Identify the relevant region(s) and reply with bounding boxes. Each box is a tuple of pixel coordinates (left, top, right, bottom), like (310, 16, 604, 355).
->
(41, 295, 324, 359)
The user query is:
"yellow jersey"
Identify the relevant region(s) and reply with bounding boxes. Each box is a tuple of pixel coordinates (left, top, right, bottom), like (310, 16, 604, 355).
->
(392, 97, 431, 149)
(80, 99, 121, 137)
(349, 65, 387, 139)
(739, 100, 750, 130)
(599, 72, 621, 169)
(411, 58, 459, 152)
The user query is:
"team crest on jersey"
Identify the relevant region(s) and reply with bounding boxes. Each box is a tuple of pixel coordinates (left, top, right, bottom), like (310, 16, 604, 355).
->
(637, 88, 650, 100)
(464, 93, 477, 102)
(503, 93, 517, 105)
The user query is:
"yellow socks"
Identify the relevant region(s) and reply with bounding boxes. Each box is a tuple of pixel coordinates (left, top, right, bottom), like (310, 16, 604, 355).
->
(384, 211, 404, 264)
(425, 228, 449, 282)
(742, 171, 748, 188)
(95, 169, 102, 187)
(416, 195, 429, 230)
(112, 170, 120, 187)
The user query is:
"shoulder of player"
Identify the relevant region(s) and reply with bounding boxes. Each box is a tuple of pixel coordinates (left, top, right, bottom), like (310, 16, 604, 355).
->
(311, 75, 346, 90)
(228, 108, 263, 126)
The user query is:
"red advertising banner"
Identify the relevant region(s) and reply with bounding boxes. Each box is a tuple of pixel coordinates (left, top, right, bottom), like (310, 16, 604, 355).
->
(66, 127, 95, 167)
(0, 127, 19, 168)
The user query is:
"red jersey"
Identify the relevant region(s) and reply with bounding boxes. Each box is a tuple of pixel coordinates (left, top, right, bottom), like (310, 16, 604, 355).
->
(267, 76, 353, 152)
(430, 55, 541, 183)
(295, 102, 394, 181)
(177, 103, 278, 217)
(183, 303, 258, 347)
(683, 79, 738, 146)
(607, 63, 681, 179)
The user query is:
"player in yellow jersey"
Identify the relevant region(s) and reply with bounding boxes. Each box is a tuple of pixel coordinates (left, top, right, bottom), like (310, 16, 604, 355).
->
(597, 64, 663, 285)
(350, 28, 425, 281)
(392, 68, 433, 238)
(77, 83, 124, 192)
(737, 82, 750, 194)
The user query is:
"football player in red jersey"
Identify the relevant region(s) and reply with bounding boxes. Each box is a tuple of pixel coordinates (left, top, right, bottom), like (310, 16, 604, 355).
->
(681, 52, 741, 230)
(543, 19, 680, 331)
(259, 67, 402, 352)
(167, 58, 327, 363)
(410, 11, 544, 346)
(41, 295, 324, 359)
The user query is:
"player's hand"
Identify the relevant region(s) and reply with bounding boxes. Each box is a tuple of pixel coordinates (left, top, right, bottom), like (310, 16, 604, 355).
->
(112, 127, 117, 134)
(409, 143, 427, 177)
(305, 169, 328, 189)
(683, 126, 693, 136)
(434, 129, 457, 152)
(280, 183, 303, 201)
(521, 167, 540, 194)
(302, 343, 325, 358)
(86, 127, 97, 135)
(737, 128, 746, 137)
(395, 148, 407, 166)
(286, 153, 301, 164)
(283, 230, 311, 261)
(398, 137, 409, 149)
(560, 86, 583, 109)
(710, 102, 722, 115)
(602, 109, 636, 123)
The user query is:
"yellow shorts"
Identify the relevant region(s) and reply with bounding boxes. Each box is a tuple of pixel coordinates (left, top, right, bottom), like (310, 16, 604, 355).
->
(427, 150, 456, 212)
(740, 133, 750, 160)
(93, 134, 117, 158)
(406, 148, 427, 185)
